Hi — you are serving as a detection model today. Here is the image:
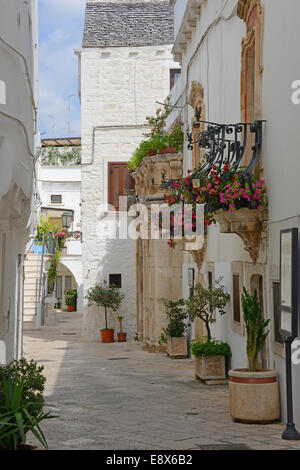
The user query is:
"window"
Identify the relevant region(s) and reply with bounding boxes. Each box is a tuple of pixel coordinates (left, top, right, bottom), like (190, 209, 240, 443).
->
(56, 276, 62, 300)
(109, 274, 122, 289)
(232, 274, 241, 323)
(65, 276, 72, 293)
(208, 271, 213, 313)
(51, 195, 62, 204)
(273, 281, 283, 344)
(108, 163, 133, 211)
(170, 69, 181, 90)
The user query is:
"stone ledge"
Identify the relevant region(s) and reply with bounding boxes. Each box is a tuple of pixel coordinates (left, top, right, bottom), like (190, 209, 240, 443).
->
(214, 208, 267, 263)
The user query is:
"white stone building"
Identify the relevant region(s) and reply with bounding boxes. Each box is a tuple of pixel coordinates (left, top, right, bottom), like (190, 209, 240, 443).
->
(0, 0, 39, 363)
(166, 0, 300, 427)
(78, 0, 178, 339)
(34, 138, 83, 313)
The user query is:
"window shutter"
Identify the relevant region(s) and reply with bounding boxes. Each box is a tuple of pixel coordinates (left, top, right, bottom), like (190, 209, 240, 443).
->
(108, 163, 131, 211)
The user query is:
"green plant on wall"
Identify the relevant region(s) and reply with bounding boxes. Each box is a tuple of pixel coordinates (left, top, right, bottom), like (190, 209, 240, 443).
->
(41, 146, 81, 166)
(128, 98, 184, 170)
(242, 287, 270, 372)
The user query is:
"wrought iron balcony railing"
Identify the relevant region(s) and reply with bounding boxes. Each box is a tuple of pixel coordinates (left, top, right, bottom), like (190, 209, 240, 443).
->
(161, 107, 266, 190)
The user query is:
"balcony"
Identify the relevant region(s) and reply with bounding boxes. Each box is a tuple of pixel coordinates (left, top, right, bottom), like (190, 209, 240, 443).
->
(162, 108, 267, 263)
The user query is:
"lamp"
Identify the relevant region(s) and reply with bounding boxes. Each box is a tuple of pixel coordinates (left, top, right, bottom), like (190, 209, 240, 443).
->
(61, 212, 72, 231)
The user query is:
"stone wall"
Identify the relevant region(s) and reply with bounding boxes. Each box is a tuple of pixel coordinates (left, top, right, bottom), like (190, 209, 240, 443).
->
(132, 152, 184, 351)
(80, 44, 178, 340)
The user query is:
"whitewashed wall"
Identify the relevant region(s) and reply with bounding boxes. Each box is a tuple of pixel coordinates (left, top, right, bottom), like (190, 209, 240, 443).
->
(172, 0, 300, 425)
(80, 44, 178, 340)
(0, 0, 38, 363)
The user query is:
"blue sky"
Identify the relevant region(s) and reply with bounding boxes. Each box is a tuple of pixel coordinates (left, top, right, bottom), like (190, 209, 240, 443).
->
(38, 0, 86, 138)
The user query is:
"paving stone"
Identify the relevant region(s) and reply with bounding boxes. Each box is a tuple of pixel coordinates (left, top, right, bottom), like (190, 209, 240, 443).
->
(23, 312, 295, 450)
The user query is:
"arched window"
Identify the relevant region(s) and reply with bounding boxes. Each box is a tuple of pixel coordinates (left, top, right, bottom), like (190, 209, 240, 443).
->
(238, 0, 264, 167)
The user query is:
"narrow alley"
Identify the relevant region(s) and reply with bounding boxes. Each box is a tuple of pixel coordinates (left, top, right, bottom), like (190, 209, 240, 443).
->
(23, 313, 299, 451)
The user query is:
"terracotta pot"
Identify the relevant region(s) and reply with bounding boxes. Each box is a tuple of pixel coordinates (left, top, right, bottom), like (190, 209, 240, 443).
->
(167, 336, 187, 359)
(229, 369, 280, 423)
(100, 329, 114, 343)
(158, 146, 177, 155)
(117, 332, 127, 342)
(194, 355, 227, 384)
(67, 305, 75, 312)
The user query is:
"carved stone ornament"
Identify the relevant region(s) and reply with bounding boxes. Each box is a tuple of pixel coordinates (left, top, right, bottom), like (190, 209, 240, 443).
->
(214, 208, 266, 263)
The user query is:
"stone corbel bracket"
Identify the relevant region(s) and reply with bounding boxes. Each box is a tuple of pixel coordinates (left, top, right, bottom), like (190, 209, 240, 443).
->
(184, 234, 207, 271)
(214, 208, 266, 263)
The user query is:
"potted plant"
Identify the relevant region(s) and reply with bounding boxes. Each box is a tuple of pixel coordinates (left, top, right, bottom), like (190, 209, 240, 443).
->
(0, 358, 57, 450)
(185, 279, 230, 383)
(65, 289, 77, 312)
(159, 299, 188, 359)
(85, 282, 124, 343)
(229, 288, 280, 423)
(117, 315, 127, 342)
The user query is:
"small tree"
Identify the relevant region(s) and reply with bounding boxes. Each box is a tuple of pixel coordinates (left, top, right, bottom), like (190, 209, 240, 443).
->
(159, 299, 188, 344)
(85, 281, 124, 330)
(185, 278, 230, 341)
(242, 287, 270, 372)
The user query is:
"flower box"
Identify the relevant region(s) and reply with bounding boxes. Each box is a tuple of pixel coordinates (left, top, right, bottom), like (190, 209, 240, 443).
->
(167, 337, 187, 359)
(194, 355, 227, 384)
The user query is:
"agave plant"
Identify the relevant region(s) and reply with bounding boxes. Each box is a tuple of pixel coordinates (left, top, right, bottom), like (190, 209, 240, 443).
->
(242, 287, 270, 372)
(0, 372, 57, 450)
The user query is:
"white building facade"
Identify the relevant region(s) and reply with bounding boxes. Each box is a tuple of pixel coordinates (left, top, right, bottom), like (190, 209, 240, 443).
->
(0, 0, 38, 363)
(168, 0, 300, 426)
(36, 139, 83, 313)
(78, 0, 178, 339)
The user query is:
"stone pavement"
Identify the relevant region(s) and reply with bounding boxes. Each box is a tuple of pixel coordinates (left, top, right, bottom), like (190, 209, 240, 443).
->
(23, 312, 300, 451)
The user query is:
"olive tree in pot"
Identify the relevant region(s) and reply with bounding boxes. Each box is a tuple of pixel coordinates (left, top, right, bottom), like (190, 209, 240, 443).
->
(186, 279, 230, 384)
(229, 288, 280, 423)
(159, 299, 188, 358)
(85, 282, 124, 343)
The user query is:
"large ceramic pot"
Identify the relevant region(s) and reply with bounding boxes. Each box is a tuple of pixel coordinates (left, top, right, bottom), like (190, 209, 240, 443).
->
(229, 369, 280, 423)
(67, 305, 75, 312)
(194, 355, 227, 384)
(100, 329, 114, 343)
(167, 337, 187, 359)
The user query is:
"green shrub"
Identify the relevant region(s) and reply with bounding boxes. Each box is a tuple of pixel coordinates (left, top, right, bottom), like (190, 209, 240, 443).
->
(159, 299, 188, 344)
(0, 358, 46, 413)
(65, 289, 77, 307)
(0, 372, 57, 450)
(191, 339, 232, 358)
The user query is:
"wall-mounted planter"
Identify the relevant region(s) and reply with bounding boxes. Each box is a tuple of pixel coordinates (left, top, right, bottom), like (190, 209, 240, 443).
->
(158, 146, 177, 155)
(194, 355, 227, 385)
(167, 336, 187, 359)
(229, 369, 280, 423)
